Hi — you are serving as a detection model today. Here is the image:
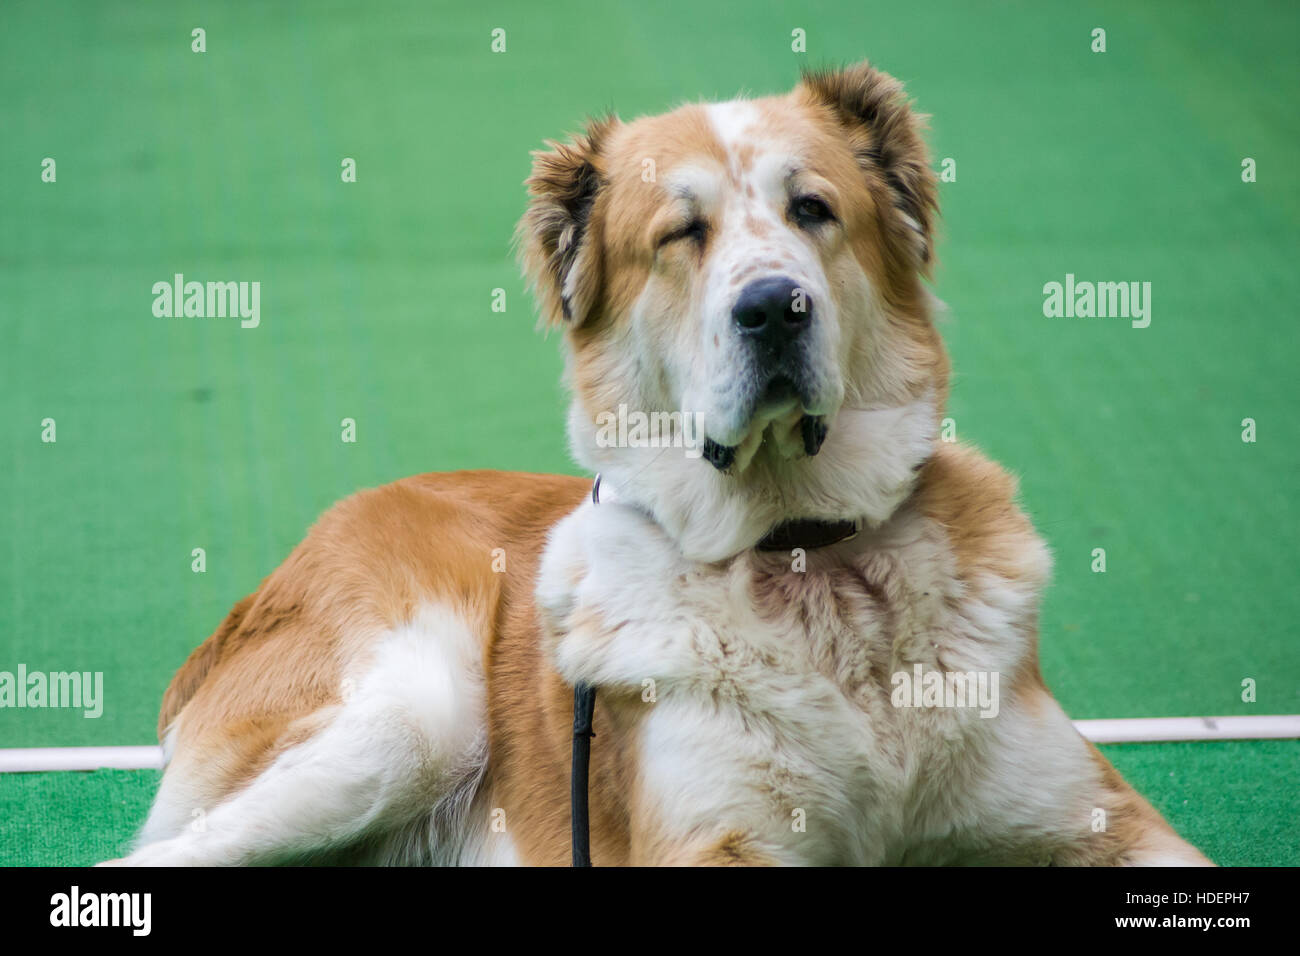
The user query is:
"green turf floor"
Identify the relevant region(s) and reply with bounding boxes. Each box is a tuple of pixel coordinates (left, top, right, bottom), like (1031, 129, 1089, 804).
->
(1, 0, 1297, 864)
(2, 740, 1295, 867)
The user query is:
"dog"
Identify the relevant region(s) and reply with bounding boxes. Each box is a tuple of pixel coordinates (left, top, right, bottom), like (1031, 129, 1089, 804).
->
(108, 62, 1211, 866)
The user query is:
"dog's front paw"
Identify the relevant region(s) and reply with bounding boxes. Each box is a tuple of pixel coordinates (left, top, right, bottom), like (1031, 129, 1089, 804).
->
(536, 497, 690, 689)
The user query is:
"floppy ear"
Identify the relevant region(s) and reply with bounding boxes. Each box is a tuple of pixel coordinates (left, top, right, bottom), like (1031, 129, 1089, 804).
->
(800, 63, 938, 271)
(516, 116, 618, 327)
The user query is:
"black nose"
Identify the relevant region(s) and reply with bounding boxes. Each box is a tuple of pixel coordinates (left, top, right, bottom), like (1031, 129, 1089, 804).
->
(732, 277, 812, 348)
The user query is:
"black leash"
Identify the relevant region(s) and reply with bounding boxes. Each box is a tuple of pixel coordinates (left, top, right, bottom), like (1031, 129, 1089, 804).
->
(570, 475, 603, 867)
(570, 680, 596, 867)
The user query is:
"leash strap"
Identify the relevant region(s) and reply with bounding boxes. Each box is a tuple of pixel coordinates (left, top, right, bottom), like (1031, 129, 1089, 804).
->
(570, 681, 597, 867)
(569, 473, 603, 867)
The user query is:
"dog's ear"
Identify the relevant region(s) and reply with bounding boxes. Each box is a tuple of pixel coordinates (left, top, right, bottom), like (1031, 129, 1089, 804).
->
(516, 116, 618, 327)
(800, 63, 937, 272)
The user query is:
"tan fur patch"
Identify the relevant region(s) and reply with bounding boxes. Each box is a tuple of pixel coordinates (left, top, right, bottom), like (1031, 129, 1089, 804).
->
(158, 472, 589, 813)
(916, 443, 1048, 587)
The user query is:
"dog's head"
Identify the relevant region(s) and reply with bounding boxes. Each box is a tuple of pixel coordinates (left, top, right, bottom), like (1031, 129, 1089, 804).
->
(518, 62, 949, 561)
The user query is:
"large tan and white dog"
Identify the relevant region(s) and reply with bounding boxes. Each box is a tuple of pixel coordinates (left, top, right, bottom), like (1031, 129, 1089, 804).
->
(113, 63, 1210, 866)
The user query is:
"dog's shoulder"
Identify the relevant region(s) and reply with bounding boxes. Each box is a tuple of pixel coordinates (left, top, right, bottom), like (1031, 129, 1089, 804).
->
(913, 442, 1051, 589)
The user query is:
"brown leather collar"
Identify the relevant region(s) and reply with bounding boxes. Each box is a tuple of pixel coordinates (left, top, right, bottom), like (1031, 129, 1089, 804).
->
(755, 517, 861, 552)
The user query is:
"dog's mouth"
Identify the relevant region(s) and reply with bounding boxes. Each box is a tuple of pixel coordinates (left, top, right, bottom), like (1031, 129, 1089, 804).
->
(702, 376, 829, 473)
(701, 416, 826, 471)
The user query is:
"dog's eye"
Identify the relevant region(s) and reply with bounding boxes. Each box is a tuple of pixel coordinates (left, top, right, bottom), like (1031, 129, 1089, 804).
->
(658, 218, 708, 248)
(792, 196, 835, 227)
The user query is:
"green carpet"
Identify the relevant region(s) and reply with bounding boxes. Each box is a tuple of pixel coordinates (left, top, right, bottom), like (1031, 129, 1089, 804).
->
(1, 0, 1296, 864)
(2, 740, 1294, 867)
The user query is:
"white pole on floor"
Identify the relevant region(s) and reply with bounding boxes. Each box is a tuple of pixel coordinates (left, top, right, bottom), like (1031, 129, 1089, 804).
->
(0, 745, 165, 772)
(1073, 714, 1300, 744)
(0, 716, 1296, 772)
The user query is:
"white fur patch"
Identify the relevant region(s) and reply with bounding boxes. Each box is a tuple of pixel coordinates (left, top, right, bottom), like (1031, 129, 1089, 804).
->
(535, 477, 1178, 865)
(121, 605, 495, 866)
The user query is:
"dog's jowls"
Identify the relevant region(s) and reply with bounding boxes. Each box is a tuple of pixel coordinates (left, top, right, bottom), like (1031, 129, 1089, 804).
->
(108, 62, 1211, 866)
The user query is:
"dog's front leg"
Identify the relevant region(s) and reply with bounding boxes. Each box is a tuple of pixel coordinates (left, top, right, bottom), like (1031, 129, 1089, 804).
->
(973, 690, 1215, 866)
(536, 496, 707, 692)
(1066, 737, 1215, 867)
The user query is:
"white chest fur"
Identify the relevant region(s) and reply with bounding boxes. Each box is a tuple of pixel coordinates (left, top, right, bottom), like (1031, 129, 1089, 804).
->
(535, 491, 1085, 865)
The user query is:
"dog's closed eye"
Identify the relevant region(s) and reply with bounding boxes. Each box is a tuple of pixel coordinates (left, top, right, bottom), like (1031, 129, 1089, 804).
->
(657, 218, 709, 248)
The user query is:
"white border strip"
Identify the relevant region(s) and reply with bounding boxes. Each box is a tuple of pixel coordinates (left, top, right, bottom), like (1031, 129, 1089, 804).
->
(0, 746, 164, 773)
(1074, 714, 1300, 744)
(0, 716, 1296, 773)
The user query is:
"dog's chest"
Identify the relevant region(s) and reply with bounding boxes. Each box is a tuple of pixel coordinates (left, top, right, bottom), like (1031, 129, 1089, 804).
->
(541, 500, 1039, 864)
